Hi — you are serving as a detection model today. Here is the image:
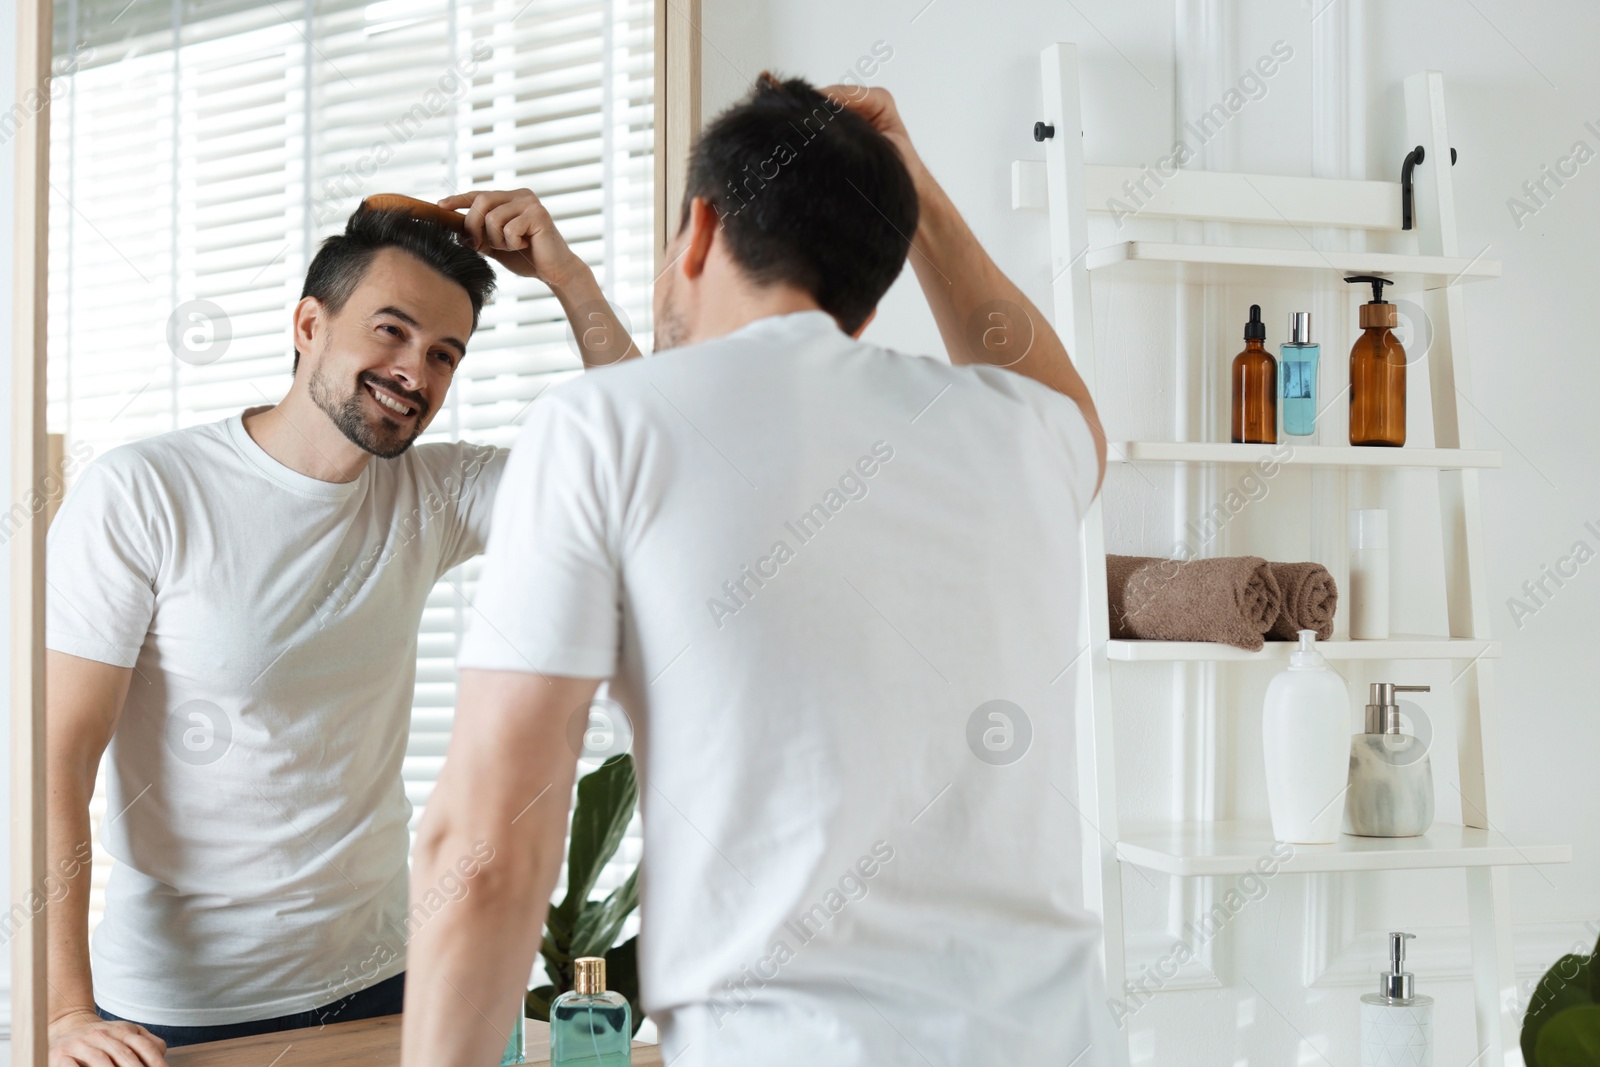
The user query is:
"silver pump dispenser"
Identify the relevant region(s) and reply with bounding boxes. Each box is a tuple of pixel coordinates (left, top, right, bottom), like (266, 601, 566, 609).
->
(1378, 931, 1417, 1000)
(1288, 311, 1312, 344)
(1363, 682, 1431, 734)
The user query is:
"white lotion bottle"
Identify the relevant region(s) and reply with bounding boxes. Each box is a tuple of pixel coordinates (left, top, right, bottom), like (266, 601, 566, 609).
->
(1262, 630, 1350, 844)
(1361, 932, 1433, 1066)
(1350, 509, 1390, 639)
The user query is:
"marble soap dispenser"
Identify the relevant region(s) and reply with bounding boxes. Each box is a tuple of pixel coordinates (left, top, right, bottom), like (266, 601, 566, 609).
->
(1345, 683, 1434, 837)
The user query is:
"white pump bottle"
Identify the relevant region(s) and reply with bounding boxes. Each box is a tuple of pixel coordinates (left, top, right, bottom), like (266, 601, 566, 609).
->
(1262, 629, 1350, 844)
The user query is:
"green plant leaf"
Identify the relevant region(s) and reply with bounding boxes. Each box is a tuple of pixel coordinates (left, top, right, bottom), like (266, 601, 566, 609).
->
(1537, 1005, 1600, 1067)
(553, 755, 637, 926)
(1523, 954, 1599, 1067)
(531, 753, 643, 1029)
(1590, 931, 1600, 1001)
(524, 985, 557, 1024)
(572, 866, 641, 959)
(604, 936, 645, 1036)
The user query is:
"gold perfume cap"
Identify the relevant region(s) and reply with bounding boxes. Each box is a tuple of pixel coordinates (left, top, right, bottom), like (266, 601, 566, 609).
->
(573, 956, 606, 995)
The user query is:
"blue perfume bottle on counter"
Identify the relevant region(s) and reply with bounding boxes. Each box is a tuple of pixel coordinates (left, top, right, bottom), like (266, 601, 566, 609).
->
(1280, 311, 1320, 437)
(501, 1010, 525, 1065)
(551, 956, 631, 1066)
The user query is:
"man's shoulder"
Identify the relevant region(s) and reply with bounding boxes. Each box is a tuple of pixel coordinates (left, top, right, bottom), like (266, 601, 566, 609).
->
(392, 439, 508, 501)
(81, 418, 236, 489)
(526, 332, 1083, 432)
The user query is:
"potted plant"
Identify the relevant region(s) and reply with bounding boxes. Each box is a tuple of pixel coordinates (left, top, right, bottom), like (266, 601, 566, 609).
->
(1523, 930, 1600, 1066)
(523, 753, 644, 1036)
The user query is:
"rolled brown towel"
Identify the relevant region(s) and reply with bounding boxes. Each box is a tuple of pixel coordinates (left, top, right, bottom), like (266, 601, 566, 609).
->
(1107, 555, 1283, 651)
(1266, 561, 1338, 641)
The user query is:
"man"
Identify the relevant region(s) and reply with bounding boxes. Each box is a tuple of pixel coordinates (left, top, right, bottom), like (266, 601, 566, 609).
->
(403, 75, 1119, 1066)
(46, 189, 636, 1066)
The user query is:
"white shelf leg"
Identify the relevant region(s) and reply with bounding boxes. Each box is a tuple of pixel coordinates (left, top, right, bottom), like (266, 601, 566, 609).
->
(1405, 69, 1521, 1067)
(1040, 42, 1129, 1055)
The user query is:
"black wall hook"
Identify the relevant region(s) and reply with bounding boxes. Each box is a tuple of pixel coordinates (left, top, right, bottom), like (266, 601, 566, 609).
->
(1401, 144, 1458, 230)
(1033, 121, 1054, 142)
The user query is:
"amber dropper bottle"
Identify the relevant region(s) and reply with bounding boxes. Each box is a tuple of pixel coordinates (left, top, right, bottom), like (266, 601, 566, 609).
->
(1344, 275, 1407, 446)
(1231, 304, 1277, 444)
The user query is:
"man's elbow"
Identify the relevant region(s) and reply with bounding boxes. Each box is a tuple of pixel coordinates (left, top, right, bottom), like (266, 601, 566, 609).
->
(413, 806, 554, 910)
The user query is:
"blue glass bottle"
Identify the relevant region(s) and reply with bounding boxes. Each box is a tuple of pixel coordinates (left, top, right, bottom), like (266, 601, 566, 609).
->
(500, 1010, 525, 1065)
(1280, 311, 1319, 437)
(551, 957, 631, 1066)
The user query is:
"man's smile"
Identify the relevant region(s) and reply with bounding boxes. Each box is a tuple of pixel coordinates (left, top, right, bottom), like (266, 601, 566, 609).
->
(364, 379, 421, 419)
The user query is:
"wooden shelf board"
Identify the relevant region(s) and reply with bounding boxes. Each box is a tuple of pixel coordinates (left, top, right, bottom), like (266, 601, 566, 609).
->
(1111, 441, 1502, 469)
(1107, 635, 1497, 662)
(1085, 240, 1501, 289)
(1116, 821, 1571, 877)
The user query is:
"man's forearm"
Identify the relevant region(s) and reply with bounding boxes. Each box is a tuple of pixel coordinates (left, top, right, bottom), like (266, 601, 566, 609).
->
(549, 263, 643, 369)
(402, 830, 559, 1067)
(402, 671, 595, 1067)
(46, 767, 100, 1019)
(905, 166, 1107, 460)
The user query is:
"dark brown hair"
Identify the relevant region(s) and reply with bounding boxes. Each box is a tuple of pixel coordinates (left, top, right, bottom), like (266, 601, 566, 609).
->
(295, 207, 496, 372)
(680, 73, 918, 334)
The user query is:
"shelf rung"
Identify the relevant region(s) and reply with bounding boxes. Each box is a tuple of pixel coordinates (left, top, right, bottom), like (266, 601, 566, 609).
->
(1111, 441, 1502, 469)
(1106, 635, 1497, 662)
(1085, 240, 1500, 290)
(1116, 821, 1571, 877)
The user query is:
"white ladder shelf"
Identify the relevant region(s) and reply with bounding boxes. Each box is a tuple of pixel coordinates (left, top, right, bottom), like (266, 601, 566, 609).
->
(1030, 43, 1570, 1064)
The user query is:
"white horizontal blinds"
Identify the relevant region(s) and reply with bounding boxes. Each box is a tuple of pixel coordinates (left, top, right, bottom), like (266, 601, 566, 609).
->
(406, 0, 655, 916)
(47, 0, 306, 448)
(306, 0, 455, 243)
(46, 5, 178, 459)
(402, 1, 614, 794)
(173, 7, 304, 426)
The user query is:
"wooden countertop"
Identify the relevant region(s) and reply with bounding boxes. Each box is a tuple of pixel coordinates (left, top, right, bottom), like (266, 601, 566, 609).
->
(166, 1015, 664, 1067)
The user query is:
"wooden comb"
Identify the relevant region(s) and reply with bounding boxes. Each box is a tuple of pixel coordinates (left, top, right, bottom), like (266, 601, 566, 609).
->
(359, 193, 467, 234)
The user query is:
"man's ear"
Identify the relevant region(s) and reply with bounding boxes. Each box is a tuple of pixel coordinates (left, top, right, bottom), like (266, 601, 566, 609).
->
(682, 196, 719, 281)
(292, 296, 322, 366)
(849, 308, 877, 339)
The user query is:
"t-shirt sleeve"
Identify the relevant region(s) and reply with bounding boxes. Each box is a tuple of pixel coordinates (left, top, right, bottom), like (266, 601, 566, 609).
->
(427, 442, 509, 574)
(456, 395, 619, 679)
(1049, 393, 1102, 518)
(971, 364, 1102, 518)
(45, 458, 161, 668)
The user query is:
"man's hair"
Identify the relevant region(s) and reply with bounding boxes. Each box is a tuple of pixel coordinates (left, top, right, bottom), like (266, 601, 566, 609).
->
(294, 207, 497, 372)
(680, 73, 917, 335)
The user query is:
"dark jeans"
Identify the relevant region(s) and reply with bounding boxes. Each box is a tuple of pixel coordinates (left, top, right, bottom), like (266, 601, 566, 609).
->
(96, 971, 406, 1048)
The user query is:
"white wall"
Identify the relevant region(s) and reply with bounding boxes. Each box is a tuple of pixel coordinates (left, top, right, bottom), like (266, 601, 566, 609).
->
(698, 0, 1600, 1063)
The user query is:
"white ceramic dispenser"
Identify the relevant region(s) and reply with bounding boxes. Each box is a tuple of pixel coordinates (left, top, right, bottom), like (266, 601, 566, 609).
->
(1262, 630, 1350, 844)
(1360, 931, 1433, 1066)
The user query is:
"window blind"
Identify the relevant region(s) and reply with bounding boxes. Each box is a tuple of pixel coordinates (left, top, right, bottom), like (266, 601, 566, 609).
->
(49, 0, 652, 940)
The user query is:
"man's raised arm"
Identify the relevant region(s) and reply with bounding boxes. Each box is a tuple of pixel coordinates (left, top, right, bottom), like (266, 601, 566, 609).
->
(440, 189, 643, 370)
(823, 86, 1107, 498)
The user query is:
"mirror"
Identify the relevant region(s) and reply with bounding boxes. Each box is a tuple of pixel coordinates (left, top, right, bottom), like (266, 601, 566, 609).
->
(27, 0, 681, 1059)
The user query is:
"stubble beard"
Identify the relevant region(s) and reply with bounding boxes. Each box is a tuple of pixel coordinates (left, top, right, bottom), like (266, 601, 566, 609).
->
(307, 365, 426, 459)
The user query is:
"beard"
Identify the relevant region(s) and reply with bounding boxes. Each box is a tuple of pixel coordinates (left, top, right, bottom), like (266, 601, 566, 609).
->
(653, 305, 688, 353)
(307, 366, 429, 459)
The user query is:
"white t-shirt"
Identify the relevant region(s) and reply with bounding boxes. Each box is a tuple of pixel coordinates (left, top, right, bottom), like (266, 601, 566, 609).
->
(46, 413, 504, 1026)
(460, 311, 1122, 1066)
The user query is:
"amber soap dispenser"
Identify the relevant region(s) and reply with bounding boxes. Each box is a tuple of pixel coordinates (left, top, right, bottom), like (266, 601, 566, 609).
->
(1231, 304, 1277, 444)
(1345, 275, 1407, 447)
